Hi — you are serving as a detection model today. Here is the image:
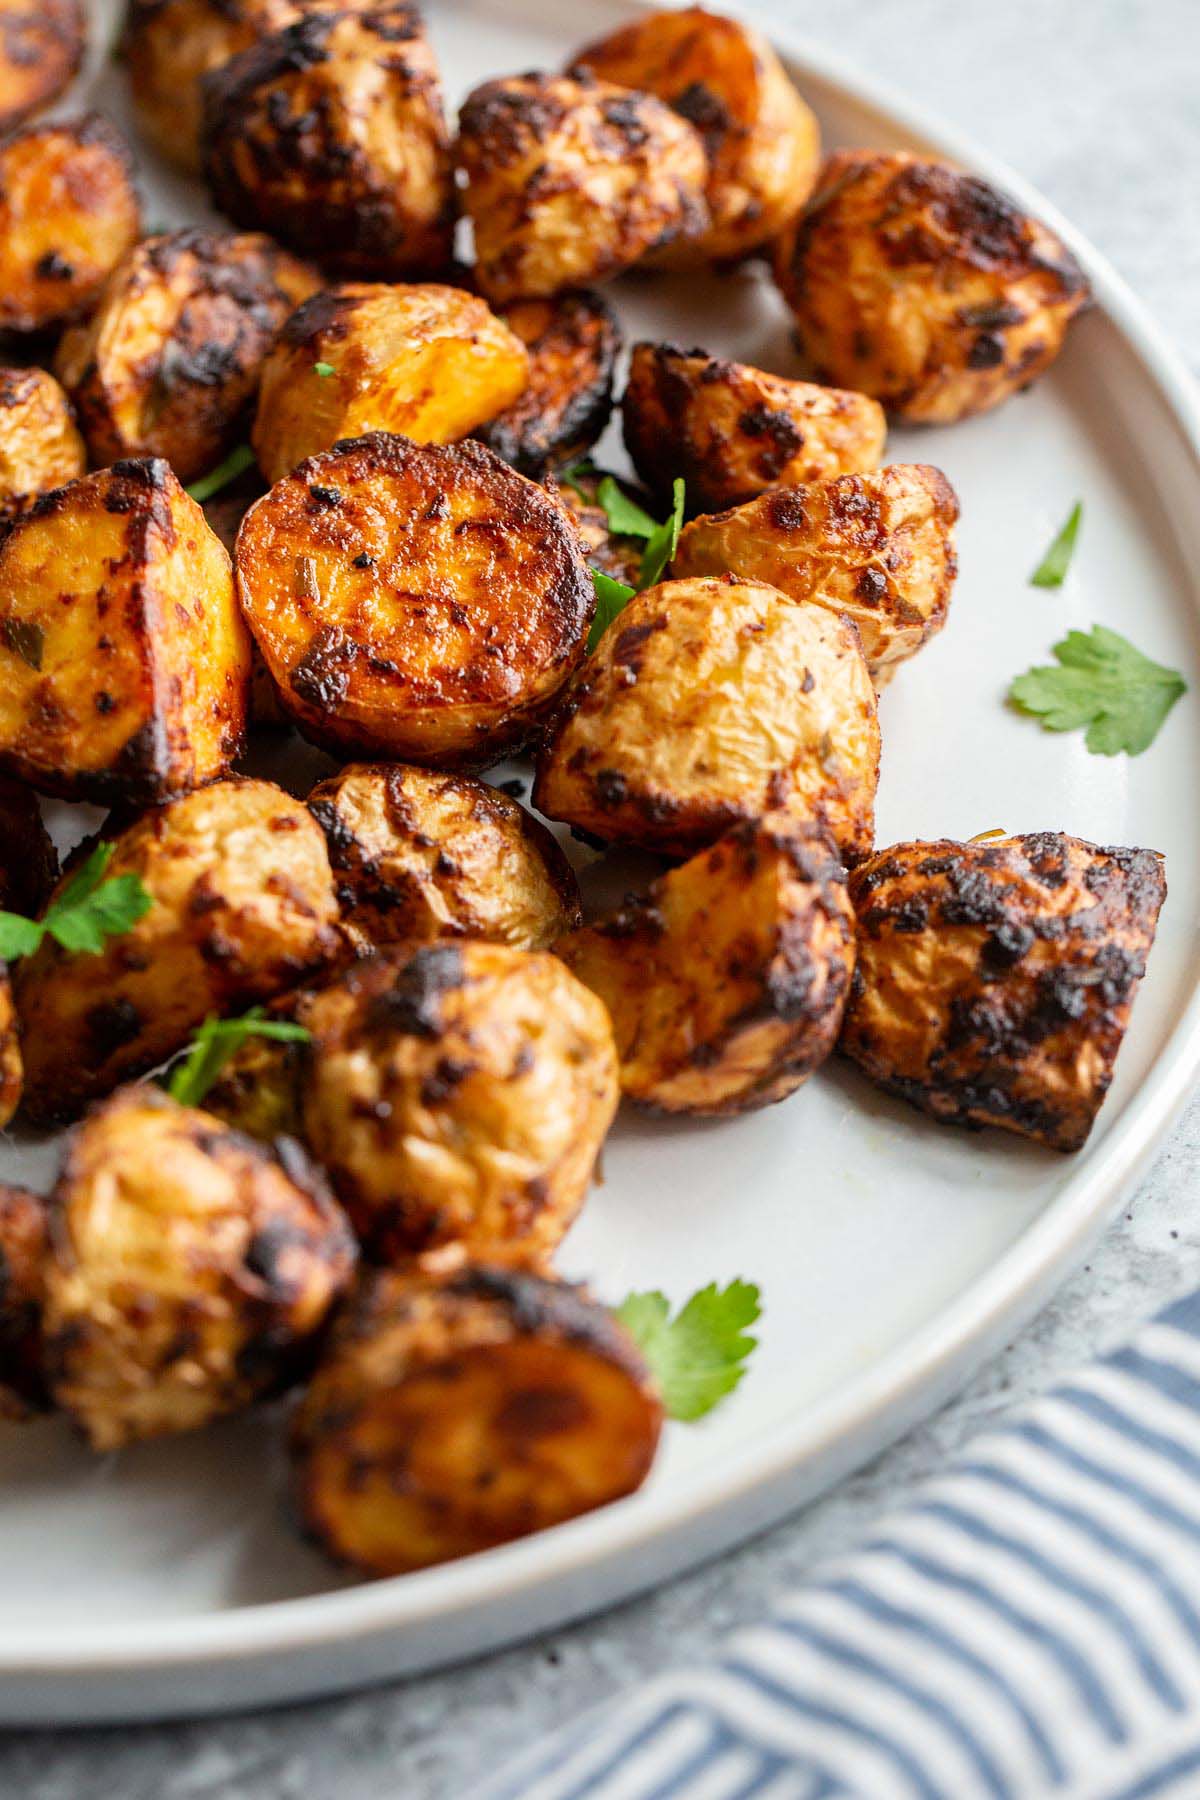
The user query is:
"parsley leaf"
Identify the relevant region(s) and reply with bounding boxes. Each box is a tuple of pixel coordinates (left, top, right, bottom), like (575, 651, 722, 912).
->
(185, 444, 256, 504)
(1030, 501, 1083, 588)
(638, 477, 686, 588)
(166, 1007, 311, 1109)
(579, 475, 686, 651)
(587, 571, 636, 653)
(0, 841, 152, 963)
(596, 476, 658, 539)
(1009, 624, 1186, 756)
(313, 361, 336, 378)
(615, 1279, 761, 1421)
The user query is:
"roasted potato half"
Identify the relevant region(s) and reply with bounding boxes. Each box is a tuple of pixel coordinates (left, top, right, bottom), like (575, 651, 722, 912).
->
(15, 777, 342, 1124)
(841, 834, 1166, 1151)
(54, 230, 319, 485)
(308, 763, 582, 951)
(235, 433, 592, 766)
(42, 1086, 356, 1450)
(0, 458, 250, 805)
(0, 366, 86, 523)
(0, 115, 141, 337)
(534, 575, 880, 862)
(674, 465, 959, 682)
(292, 1257, 661, 1574)
(477, 291, 620, 476)
(0, 0, 85, 136)
(774, 151, 1090, 423)
(0, 1183, 48, 1418)
(622, 342, 886, 512)
(251, 283, 529, 484)
(301, 943, 619, 1262)
(201, 6, 455, 280)
(456, 72, 709, 303)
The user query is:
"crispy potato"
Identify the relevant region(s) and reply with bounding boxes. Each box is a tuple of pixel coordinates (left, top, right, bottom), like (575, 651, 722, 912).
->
(235, 433, 592, 766)
(0, 115, 141, 337)
(774, 151, 1090, 423)
(292, 1256, 661, 1573)
(0, 1183, 48, 1418)
(301, 943, 619, 1262)
(456, 73, 709, 303)
(0, 0, 84, 136)
(478, 291, 620, 476)
(534, 575, 880, 862)
(308, 763, 582, 951)
(201, 6, 455, 280)
(251, 282, 529, 484)
(622, 342, 886, 512)
(840, 834, 1166, 1151)
(0, 366, 86, 524)
(674, 465, 959, 682)
(42, 1085, 356, 1450)
(0, 774, 58, 919)
(548, 463, 650, 590)
(54, 230, 319, 485)
(0, 458, 250, 805)
(15, 777, 342, 1124)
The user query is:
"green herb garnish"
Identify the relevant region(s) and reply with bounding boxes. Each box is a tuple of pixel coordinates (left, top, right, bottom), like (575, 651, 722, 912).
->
(0, 842, 151, 962)
(557, 458, 597, 500)
(1009, 624, 1186, 756)
(615, 1279, 761, 1421)
(587, 571, 636, 653)
(595, 476, 658, 539)
(313, 362, 336, 379)
(1030, 501, 1083, 588)
(637, 477, 686, 589)
(185, 444, 256, 504)
(165, 1007, 311, 1109)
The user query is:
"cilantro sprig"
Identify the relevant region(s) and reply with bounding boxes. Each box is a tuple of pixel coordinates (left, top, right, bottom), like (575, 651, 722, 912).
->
(165, 1007, 311, 1109)
(615, 1279, 761, 1421)
(185, 444, 256, 504)
(576, 473, 687, 652)
(0, 842, 151, 962)
(1009, 624, 1185, 756)
(1030, 501, 1083, 588)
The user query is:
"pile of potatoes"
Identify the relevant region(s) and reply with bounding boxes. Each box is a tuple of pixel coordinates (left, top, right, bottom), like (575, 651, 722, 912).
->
(0, 2, 1162, 1582)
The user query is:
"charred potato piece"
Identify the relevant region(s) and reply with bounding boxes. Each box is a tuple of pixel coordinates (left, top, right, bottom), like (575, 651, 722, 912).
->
(0, 459, 250, 805)
(235, 433, 592, 766)
(15, 777, 341, 1124)
(42, 1086, 356, 1450)
(622, 342, 886, 512)
(292, 1257, 661, 1573)
(201, 6, 455, 280)
(534, 575, 879, 862)
(774, 151, 1090, 423)
(0, 366, 86, 524)
(478, 291, 620, 476)
(308, 763, 582, 950)
(0, 116, 141, 337)
(548, 463, 650, 590)
(251, 283, 529, 484)
(301, 943, 619, 1262)
(0, 971, 20, 1132)
(54, 230, 319, 485)
(456, 73, 709, 303)
(0, 1183, 48, 1418)
(0, 774, 58, 919)
(674, 465, 959, 682)
(0, 0, 84, 134)
(841, 834, 1166, 1151)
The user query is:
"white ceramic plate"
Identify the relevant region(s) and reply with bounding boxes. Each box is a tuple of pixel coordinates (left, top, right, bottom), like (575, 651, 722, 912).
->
(3, 0, 1199, 1727)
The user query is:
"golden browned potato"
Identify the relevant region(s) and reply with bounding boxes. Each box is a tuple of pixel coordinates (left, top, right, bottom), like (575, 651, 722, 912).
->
(548, 463, 649, 590)
(0, 366, 86, 523)
(15, 777, 342, 1124)
(235, 433, 592, 766)
(0, 459, 250, 805)
(292, 1255, 661, 1574)
(622, 342, 886, 512)
(456, 73, 709, 303)
(54, 231, 319, 485)
(534, 575, 880, 862)
(0, 116, 141, 337)
(201, 6, 455, 280)
(840, 834, 1166, 1151)
(674, 465, 959, 683)
(0, 1183, 48, 1419)
(251, 282, 529, 484)
(774, 151, 1090, 423)
(308, 764, 582, 950)
(570, 5, 819, 264)
(478, 291, 620, 476)
(301, 943, 618, 1262)
(0, 0, 84, 135)
(42, 1085, 356, 1450)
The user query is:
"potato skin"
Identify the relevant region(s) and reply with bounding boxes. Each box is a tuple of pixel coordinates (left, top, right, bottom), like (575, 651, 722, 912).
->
(674, 465, 959, 682)
(125, 0, 296, 174)
(0, 366, 86, 524)
(456, 73, 709, 303)
(0, 1183, 49, 1418)
(622, 342, 886, 513)
(840, 834, 1166, 1151)
(478, 291, 620, 477)
(15, 777, 342, 1124)
(534, 575, 880, 862)
(235, 433, 593, 767)
(292, 1257, 661, 1574)
(774, 151, 1090, 423)
(0, 0, 85, 137)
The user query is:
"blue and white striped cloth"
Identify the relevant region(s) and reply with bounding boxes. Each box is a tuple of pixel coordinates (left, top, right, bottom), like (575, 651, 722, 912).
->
(486, 1290, 1200, 1800)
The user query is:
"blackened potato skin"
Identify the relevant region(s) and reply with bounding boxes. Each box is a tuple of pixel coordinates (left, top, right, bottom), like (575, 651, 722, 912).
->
(478, 291, 621, 477)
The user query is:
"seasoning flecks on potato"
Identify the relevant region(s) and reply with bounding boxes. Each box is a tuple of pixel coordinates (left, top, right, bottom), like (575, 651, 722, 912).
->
(0, 0, 85, 136)
(0, 1182, 49, 1418)
(0, 366, 86, 524)
(478, 291, 621, 477)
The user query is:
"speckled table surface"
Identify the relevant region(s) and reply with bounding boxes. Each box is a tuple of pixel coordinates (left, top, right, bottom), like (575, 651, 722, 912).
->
(5, 3, 1199, 1795)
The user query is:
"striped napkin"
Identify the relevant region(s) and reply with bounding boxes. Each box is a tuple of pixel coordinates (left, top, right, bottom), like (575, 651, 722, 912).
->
(484, 1289, 1200, 1800)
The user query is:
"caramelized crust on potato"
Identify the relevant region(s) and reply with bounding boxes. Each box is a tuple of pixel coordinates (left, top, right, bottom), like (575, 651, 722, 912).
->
(534, 575, 880, 862)
(235, 433, 593, 766)
(840, 834, 1166, 1151)
(251, 283, 529, 484)
(292, 1258, 661, 1573)
(42, 1086, 356, 1450)
(0, 366, 86, 524)
(478, 291, 620, 476)
(775, 151, 1090, 423)
(0, 0, 84, 135)
(54, 230, 319, 485)
(0, 459, 250, 805)
(0, 116, 141, 336)
(456, 72, 709, 302)
(15, 777, 342, 1123)
(622, 342, 886, 512)
(0, 1183, 48, 1418)
(560, 813, 855, 1115)
(674, 465, 959, 682)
